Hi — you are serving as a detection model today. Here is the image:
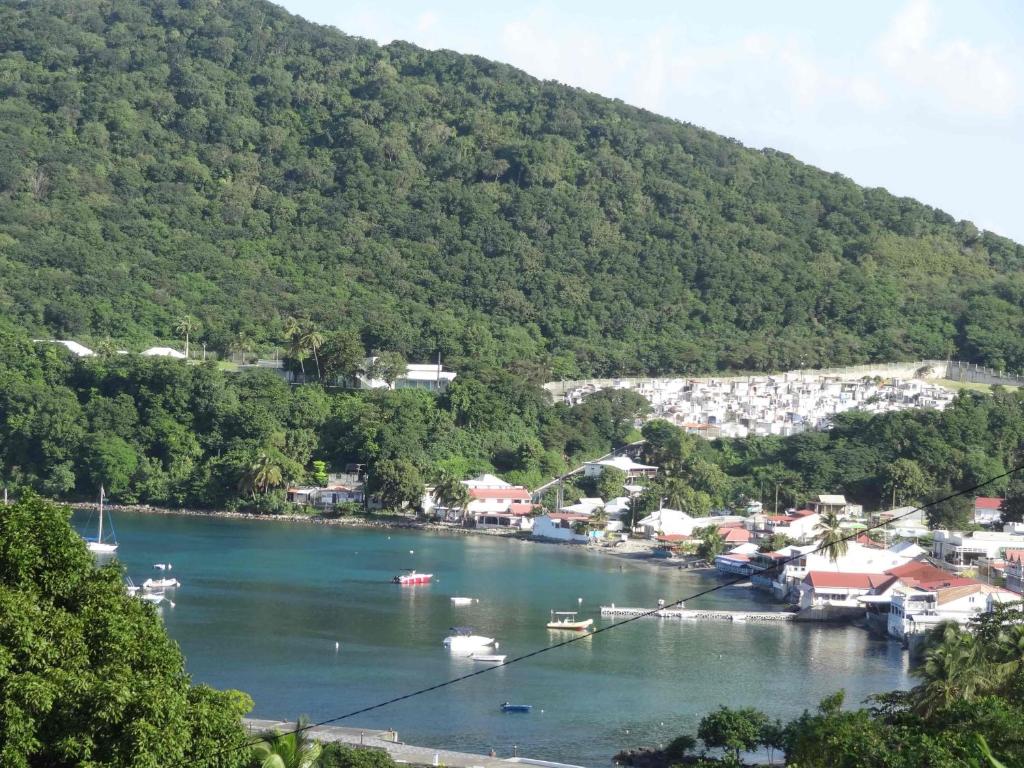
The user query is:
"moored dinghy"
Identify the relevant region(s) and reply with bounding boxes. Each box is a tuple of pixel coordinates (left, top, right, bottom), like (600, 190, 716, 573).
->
(546, 610, 594, 631)
(470, 653, 506, 663)
(501, 702, 532, 713)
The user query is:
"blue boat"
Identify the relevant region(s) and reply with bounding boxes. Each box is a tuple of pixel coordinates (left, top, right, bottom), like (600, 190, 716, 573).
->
(501, 702, 532, 713)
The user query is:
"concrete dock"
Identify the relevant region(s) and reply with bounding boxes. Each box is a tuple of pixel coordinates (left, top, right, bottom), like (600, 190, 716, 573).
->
(600, 605, 795, 622)
(244, 718, 587, 768)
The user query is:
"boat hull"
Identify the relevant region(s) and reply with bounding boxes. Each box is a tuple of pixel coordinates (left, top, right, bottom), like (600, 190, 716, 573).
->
(143, 578, 180, 589)
(501, 704, 532, 713)
(546, 618, 594, 631)
(87, 541, 118, 554)
(443, 635, 495, 650)
(394, 573, 433, 585)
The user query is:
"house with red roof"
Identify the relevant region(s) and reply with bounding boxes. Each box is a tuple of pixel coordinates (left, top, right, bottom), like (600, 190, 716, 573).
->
(798, 571, 899, 611)
(974, 496, 1005, 525)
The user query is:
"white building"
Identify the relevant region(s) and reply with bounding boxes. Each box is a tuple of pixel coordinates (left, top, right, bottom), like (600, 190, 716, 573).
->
(532, 514, 589, 543)
(421, 473, 533, 529)
(760, 541, 913, 601)
(287, 483, 364, 508)
(636, 509, 744, 539)
(888, 582, 1017, 641)
(582, 456, 658, 483)
(931, 529, 1024, 569)
(358, 359, 457, 393)
(798, 571, 898, 611)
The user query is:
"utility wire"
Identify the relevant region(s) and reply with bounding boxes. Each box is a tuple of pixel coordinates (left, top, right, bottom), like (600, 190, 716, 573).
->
(205, 464, 1023, 762)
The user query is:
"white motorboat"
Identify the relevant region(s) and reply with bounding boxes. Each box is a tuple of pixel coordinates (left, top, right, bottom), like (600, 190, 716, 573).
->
(141, 592, 165, 605)
(470, 654, 506, 663)
(84, 487, 118, 554)
(443, 627, 496, 651)
(546, 611, 594, 631)
(450, 596, 476, 605)
(143, 577, 180, 590)
(153, 563, 172, 571)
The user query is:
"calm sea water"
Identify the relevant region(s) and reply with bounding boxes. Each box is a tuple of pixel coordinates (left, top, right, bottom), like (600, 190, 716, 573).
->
(74, 511, 912, 766)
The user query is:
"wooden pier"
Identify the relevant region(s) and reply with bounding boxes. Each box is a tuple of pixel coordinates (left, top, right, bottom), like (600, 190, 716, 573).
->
(600, 605, 795, 623)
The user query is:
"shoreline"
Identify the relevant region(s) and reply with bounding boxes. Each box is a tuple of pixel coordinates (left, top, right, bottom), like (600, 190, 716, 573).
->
(68, 500, 716, 572)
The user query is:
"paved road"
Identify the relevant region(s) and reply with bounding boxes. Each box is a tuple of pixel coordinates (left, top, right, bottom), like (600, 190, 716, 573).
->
(244, 718, 585, 768)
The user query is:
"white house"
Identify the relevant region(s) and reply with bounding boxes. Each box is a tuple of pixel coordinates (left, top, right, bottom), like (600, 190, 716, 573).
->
(932, 529, 1024, 569)
(358, 359, 457, 393)
(532, 514, 589, 543)
(420, 473, 531, 527)
(798, 571, 898, 611)
(974, 497, 1004, 525)
(287, 483, 364, 508)
(888, 582, 1017, 641)
(141, 346, 187, 359)
(811, 494, 862, 518)
(747, 510, 821, 543)
(636, 509, 744, 539)
(582, 455, 658, 483)
(761, 541, 913, 601)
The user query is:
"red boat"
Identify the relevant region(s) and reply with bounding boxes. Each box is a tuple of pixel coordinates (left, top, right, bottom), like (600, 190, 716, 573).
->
(393, 570, 433, 585)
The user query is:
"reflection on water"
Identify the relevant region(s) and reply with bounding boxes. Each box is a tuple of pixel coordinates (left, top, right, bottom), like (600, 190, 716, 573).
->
(73, 511, 912, 766)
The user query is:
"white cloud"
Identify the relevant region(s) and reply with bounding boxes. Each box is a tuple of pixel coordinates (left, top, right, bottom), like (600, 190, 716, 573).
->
(877, 0, 1016, 117)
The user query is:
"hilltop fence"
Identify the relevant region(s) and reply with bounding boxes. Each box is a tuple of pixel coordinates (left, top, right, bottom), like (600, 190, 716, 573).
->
(543, 360, 1024, 399)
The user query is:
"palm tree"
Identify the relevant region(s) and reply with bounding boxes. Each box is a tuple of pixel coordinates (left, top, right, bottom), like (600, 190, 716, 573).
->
(697, 526, 726, 561)
(174, 314, 199, 359)
(912, 622, 984, 717)
(252, 716, 322, 768)
(239, 453, 284, 500)
(299, 323, 325, 381)
(283, 316, 307, 377)
(661, 477, 691, 511)
(814, 509, 848, 563)
(432, 472, 470, 523)
(231, 331, 255, 364)
(588, 505, 609, 533)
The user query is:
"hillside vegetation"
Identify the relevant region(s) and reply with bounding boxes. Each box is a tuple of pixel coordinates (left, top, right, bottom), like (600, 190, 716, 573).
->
(1, 0, 1023, 376)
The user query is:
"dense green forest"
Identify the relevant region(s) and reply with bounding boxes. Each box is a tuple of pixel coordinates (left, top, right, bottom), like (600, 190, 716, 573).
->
(1, 0, 1024, 376)
(2, 333, 1023, 522)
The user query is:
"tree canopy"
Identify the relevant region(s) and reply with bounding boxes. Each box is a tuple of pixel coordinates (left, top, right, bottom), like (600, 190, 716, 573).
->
(0, 0, 1022, 378)
(0, 492, 252, 768)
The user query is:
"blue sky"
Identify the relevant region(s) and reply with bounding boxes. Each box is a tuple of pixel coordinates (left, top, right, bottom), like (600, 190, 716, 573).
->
(277, 0, 1024, 243)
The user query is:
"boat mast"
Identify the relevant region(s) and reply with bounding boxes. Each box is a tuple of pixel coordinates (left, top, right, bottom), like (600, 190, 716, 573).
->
(98, 485, 105, 543)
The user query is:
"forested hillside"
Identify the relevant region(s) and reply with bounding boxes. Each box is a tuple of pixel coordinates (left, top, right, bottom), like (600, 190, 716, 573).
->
(1, 0, 1023, 376)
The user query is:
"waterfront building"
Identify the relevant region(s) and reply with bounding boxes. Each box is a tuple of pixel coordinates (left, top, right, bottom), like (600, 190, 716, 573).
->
(286, 481, 364, 509)
(754, 541, 914, 601)
(797, 572, 897, 611)
(887, 581, 1016, 642)
(635, 509, 745, 539)
(745, 509, 821, 543)
(531, 513, 589, 543)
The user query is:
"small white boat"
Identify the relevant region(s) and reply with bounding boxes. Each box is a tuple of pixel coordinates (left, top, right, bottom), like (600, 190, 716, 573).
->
(141, 592, 164, 605)
(125, 578, 141, 597)
(450, 597, 475, 605)
(546, 611, 594, 631)
(153, 563, 172, 571)
(393, 570, 433, 585)
(143, 577, 180, 590)
(443, 627, 496, 651)
(470, 654, 506, 663)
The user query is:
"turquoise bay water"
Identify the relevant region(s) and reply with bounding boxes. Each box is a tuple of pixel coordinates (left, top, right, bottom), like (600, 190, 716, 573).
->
(75, 511, 911, 766)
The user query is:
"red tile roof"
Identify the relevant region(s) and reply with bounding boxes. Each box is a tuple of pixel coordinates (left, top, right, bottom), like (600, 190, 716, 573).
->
(805, 571, 890, 590)
(1004, 549, 1024, 563)
(469, 487, 532, 500)
(886, 561, 950, 582)
(721, 527, 751, 543)
(657, 534, 690, 542)
(855, 534, 884, 549)
(975, 497, 1004, 510)
(508, 503, 537, 516)
(793, 509, 817, 518)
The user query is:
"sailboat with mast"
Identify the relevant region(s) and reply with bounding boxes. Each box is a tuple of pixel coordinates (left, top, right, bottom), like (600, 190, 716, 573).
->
(85, 486, 118, 554)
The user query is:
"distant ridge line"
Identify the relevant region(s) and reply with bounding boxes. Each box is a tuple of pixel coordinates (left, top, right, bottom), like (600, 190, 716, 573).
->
(543, 359, 1024, 398)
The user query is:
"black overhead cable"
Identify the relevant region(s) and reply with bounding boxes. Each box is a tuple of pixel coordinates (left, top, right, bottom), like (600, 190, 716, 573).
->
(200, 464, 1023, 763)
